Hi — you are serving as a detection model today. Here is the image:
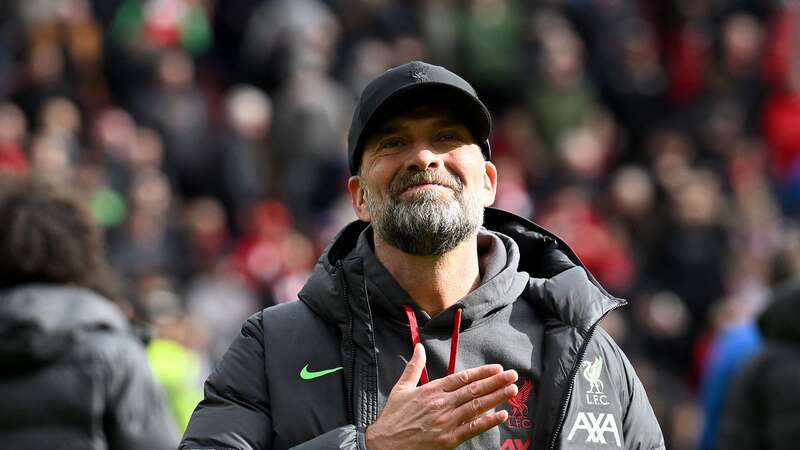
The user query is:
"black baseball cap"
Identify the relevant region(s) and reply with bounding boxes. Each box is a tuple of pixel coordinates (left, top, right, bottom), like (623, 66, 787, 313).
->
(347, 61, 492, 175)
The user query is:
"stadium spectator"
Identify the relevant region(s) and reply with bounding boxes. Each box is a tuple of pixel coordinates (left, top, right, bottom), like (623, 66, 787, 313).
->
(0, 174, 178, 449)
(716, 278, 800, 450)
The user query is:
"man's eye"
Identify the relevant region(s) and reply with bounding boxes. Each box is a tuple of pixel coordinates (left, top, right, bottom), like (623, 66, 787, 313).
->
(437, 132, 460, 142)
(379, 139, 404, 149)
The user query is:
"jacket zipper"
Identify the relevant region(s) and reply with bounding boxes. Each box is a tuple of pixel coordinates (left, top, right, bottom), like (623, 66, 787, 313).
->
(337, 261, 356, 425)
(547, 302, 623, 450)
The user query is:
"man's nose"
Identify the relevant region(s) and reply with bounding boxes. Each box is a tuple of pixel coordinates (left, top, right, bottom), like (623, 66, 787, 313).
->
(405, 142, 442, 171)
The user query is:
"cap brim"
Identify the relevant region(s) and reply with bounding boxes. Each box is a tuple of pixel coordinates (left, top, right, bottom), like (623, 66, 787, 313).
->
(355, 82, 491, 163)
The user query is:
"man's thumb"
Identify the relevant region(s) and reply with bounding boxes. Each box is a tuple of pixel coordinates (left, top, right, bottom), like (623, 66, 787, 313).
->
(396, 343, 426, 389)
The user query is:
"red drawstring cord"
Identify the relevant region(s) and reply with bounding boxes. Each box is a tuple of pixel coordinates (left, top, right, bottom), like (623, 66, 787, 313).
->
(403, 305, 429, 384)
(402, 305, 463, 385)
(448, 308, 462, 375)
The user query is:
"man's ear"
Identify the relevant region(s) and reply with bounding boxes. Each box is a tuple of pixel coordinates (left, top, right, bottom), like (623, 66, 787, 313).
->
(482, 161, 498, 207)
(347, 176, 371, 222)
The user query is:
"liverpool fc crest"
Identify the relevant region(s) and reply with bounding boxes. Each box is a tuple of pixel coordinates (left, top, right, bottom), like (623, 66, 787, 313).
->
(581, 355, 610, 405)
(581, 356, 604, 394)
(506, 378, 533, 429)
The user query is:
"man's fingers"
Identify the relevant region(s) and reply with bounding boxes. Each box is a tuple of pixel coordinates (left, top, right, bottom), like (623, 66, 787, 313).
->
(438, 364, 504, 392)
(452, 382, 518, 425)
(395, 343, 426, 390)
(454, 410, 509, 443)
(449, 369, 517, 407)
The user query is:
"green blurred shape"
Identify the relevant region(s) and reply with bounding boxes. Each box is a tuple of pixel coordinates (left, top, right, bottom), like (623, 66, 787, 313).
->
(90, 188, 127, 227)
(110, 0, 144, 45)
(147, 338, 204, 432)
(181, 4, 213, 55)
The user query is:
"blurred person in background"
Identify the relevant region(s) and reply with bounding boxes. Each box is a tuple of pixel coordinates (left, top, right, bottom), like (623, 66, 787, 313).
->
(138, 273, 205, 433)
(0, 102, 29, 174)
(108, 167, 188, 280)
(539, 186, 636, 295)
(697, 140, 789, 450)
(458, 0, 524, 112)
(656, 170, 728, 350)
(270, 67, 353, 230)
(215, 85, 271, 229)
(697, 303, 763, 450)
(0, 174, 178, 449)
(528, 11, 599, 154)
(185, 255, 260, 366)
(239, 0, 340, 92)
(607, 164, 661, 280)
(134, 49, 211, 199)
(716, 277, 800, 450)
(597, 18, 668, 159)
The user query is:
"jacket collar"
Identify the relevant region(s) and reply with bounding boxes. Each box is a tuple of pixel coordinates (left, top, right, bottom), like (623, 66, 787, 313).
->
(298, 208, 625, 330)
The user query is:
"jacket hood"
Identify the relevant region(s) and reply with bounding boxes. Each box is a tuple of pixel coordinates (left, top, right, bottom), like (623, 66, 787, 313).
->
(0, 284, 129, 372)
(759, 278, 800, 343)
(298, 208, 624, 329)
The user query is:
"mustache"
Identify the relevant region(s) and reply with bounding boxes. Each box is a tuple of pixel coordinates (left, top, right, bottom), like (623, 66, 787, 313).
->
(389, 170, 463, 197)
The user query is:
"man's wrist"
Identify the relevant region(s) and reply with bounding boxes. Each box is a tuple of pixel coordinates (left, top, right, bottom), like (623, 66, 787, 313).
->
(364, 425, 373, 450)
(364, 423, 382, 450)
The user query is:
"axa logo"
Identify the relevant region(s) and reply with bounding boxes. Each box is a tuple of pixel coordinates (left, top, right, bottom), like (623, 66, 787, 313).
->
(566, 412, 622, 447)
(506, 378, 533, 429)
(582, 356, 610, 406)
(499, 438, 531, 450)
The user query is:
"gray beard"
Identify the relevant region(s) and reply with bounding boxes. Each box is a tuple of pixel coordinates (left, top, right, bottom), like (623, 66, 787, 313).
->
(363, 173, 484, 256)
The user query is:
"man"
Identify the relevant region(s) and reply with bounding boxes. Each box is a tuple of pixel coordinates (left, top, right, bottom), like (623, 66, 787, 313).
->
(716, 278, 800, 450)
(181, 61, 664, 449)
(0, 175, 179, 449)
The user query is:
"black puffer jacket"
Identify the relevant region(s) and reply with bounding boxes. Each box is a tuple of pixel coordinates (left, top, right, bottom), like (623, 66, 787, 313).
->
(181, 208, 664, 449)
(0, 285, 179, 450)
(717, 279, 800, 450)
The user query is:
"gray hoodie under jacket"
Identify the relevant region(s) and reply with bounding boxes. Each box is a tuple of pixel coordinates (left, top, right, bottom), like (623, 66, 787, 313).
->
(181, 208, 665, 450)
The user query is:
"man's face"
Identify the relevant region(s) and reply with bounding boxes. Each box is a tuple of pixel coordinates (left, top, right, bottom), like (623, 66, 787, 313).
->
(347, 106, 497, 255)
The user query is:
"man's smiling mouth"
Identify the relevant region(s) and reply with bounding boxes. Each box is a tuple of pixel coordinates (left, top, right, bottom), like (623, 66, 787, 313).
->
(401, 183, 452, 194)
(389, 170, 463, 198)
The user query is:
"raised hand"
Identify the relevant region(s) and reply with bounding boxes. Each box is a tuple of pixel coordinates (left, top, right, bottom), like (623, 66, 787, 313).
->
(365, 343, 518, 450)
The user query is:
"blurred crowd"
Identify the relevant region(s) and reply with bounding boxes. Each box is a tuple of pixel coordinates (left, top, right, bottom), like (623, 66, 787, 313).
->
(3, 0, 800, 448)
